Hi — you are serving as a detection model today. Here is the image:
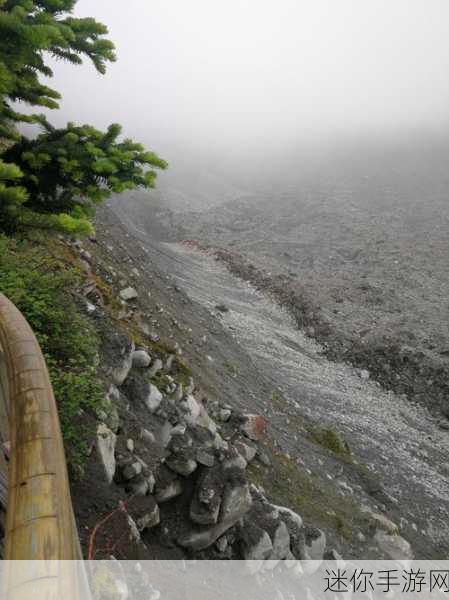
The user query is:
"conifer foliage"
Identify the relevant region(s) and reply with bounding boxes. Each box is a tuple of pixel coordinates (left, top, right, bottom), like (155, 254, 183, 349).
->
(0, 0, 167, 234)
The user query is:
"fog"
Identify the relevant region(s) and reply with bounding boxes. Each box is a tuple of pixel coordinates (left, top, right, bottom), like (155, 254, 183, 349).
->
(40, 1, 449, 198)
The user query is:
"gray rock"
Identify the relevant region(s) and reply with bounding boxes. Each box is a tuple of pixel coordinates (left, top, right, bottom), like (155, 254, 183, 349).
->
(122, 461, 143, 481)
(165, 455, 197, 477)
(167, 430, 193, 454)
(79, 259, 92, 275)
(215, 304, 229, 313)
(219, 408, 232, 422)
(102, 384, 120, 432)
(220, 481, 252, 523)
(375, 531, 414, 559)
(195, 466, 225, 509)
(305, 527, 326, 560)
(80, 249, 92, 263)
(213, 433, 229, 452)
(270, 521, 290, 560)
(147, 472, 156, 494)
(157, 422, 176, 449)
(177, 521, 228, 551)
(107, 383, 120, 403)
(366, 511, 399, 534)
(359, 369, 370, 380)
(196, 449, 215, 467)
(96, 423, 117, 484)
(165, 354, 175, 372)
(104, 384, 120, 433)
(128, 496, 160, 532)
(190, 423, 216, 449)
(324, 549, 343, 561)
(271, 505, 301, 530)
(239, 414, 266, 441)
(195, 406, 218, 434)
(185, 377, 195, 395)
(198, 485, 218, 506)
(120, 287, 138, 301)
(190, 462, 239, 526)
(223, 452, 247, 473)
(172, 384, 183, 401)
(138, 506, 160, 532)
(234, 440, 257, 463)
(179, 480, 251, 551)
(127, 476, 149, 497)
(148, 358, 163, 378)
(111, 340, 135, 386)
(125, 514, 141, 545)
(180, 394, 201, 425)
(141, 428, 156, 445)
(216, 536, 228, 553)
(337, 480, 354, 495)
(244, 488, 294, 563)
(155, 479, 183, 503)
(256, 448, 271, 466)
(85, 300, 96, 314)
(132, 350, 152, 368)
(275, 506, 305, 559)
(155, 467, 184, 503)
(241, 522, 273, 560)
(145, 384, 163, 413)
(190, 492, 221, 525)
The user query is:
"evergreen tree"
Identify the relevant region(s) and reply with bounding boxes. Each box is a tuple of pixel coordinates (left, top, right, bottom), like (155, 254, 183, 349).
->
(0, 0, 167, 234)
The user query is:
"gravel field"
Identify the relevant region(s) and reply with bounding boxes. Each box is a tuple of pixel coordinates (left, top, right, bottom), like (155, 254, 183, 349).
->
(108, 156, 449, 559)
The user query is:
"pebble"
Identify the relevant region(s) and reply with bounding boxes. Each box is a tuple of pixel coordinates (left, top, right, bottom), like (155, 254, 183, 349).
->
(219, 408, 232, 422)
(132, 350, 152, 368)
(120, 287, 138, 301)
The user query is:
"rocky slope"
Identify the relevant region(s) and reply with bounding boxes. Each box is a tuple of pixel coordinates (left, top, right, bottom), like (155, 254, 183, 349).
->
(64, 204, 448, 561)
(68, 219, 331, 562)
(130, 177, 449, 419)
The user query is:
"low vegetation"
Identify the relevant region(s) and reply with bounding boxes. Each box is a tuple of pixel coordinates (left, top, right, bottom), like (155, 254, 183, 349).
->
(309, 426, 352, 460)
(0, 233, 104, 469)
(248, 447, 366, 543)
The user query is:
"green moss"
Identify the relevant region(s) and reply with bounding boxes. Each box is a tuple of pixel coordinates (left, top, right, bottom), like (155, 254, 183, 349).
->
(309, 426, 352, 460)
(92, 273, 121, 311)
(224, 361, 239, 377)
(247, 447, 366, 542)
(270, 390, 285, 409)
(169, 356, 192, 386)
(0, 234, 104, 471)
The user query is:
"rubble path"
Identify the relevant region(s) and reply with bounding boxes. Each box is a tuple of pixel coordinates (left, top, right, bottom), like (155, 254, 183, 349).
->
(101, 204, 449, 559)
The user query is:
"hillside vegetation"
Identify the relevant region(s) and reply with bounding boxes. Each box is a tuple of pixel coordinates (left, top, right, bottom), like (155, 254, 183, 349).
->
(0, 0, 167, 465)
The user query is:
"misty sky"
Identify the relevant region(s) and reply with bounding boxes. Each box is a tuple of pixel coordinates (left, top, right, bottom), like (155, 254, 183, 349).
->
(40, 1, 449, 180)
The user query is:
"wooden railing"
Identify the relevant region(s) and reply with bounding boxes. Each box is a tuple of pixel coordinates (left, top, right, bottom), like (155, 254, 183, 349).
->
(0, 292, 82, 561)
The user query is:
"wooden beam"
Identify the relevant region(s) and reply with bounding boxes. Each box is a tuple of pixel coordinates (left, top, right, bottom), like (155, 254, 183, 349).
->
(0, 292, 82, 564)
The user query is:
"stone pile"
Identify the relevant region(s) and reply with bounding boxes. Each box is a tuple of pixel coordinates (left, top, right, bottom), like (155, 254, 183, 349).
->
(96, 337, 328, 563)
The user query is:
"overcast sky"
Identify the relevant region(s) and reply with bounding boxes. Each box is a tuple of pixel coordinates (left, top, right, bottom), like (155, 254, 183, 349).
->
(44, 1, 449, 177)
